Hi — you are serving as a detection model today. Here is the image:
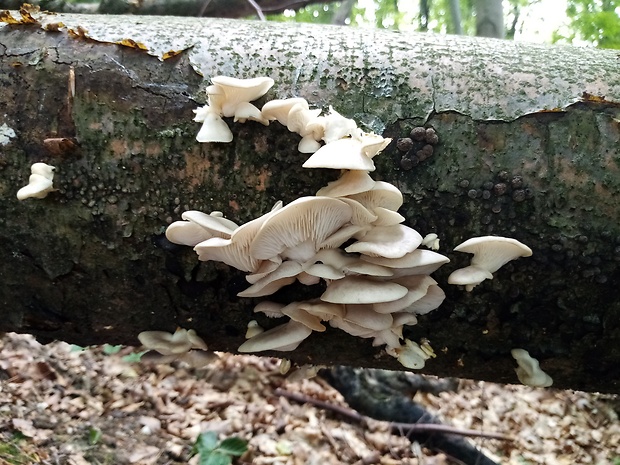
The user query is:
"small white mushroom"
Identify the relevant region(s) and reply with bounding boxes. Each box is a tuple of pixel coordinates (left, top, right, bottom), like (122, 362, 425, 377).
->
(245, 320, 265, 339)
(194, 107, 233, 143)
(261, 98, 309, 125)
(345, 224, 423, 259)
(448, 236, 532, 291)
(210, 75, 274, 122)
(302, 138, 376, 171)
(511, 348, 553, 387)
(321, 276, 408, 304)
(316, 170, 376, 198)
(17, 163, 55, 200)
(137, 328, 208, 356)
(386, 339, 430, 369)
(360, 249, 450, 277)
(238, 320, 313, 352)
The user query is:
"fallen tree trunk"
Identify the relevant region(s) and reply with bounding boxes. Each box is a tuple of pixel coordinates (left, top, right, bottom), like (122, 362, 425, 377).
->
(1, 9, 619, 393)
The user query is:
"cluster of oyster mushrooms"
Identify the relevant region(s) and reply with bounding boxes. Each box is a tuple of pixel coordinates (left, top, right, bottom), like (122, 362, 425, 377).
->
(163, 76, 532, 370)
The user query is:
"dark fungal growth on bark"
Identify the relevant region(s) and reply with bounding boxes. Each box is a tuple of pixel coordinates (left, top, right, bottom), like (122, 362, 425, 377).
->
(396, 126, 440, 171)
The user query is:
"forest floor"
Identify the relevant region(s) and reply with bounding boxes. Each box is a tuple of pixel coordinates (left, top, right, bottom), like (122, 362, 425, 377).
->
(0, 332, 618, 465)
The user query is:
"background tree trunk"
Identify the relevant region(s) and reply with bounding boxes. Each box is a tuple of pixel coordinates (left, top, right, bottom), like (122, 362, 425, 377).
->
(1, 10, 620, 394)
(475, 0, 504, 38)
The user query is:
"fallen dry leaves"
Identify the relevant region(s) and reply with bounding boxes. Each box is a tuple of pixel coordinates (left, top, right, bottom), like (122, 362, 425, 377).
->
(0, 333, 617, 465)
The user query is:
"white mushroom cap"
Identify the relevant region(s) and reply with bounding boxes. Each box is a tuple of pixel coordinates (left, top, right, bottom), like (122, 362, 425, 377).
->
(346, 181, 403, 212)
(361, 249, 450, 277)
(511, 348, 553, 387)
(359, 133, 391, 158)
(302, 138, 376, 171)
(261, 98, 309, 125)
(253, 301, 286, 318)
(404, 282, 446, 315)
(137, 328, 208, 356)
(166, 221, 214, 247)
(330, 304, 393, 334)
(238, 320, 313, 352)
(194, 205, 282, 272)
(320, 276, 408, 304)
(233, 101, 269, 125)
(195, 107, 233, 143)
(454, 236, 533, 273)
(166, 211, 238, 247)
(245, 320, 265, 339)
(31, 162, 56, 180)
(372, 207, 405, 226)
(182, 210, 238, 236)
(373, 275, 438, 314)
(17, 163, 55, 200)
(447, 265, 494, 291)
(316, 170, 376, 198)
(320, 107, 359, 143)
(281, 301, 326, 332)
(311, 249, 393, 277)
(345, 225, 423, 259)
(386, 339, 430, 369)
(448, 236, 531, 291)
(250, 196, 353, 262)
(237, 261, 302, 297)
(210, 76, 274, 117)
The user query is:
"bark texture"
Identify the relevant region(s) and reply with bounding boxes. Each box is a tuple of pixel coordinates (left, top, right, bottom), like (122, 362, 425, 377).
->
(0, 0, 326, 17)
(1, 11, 620, 393)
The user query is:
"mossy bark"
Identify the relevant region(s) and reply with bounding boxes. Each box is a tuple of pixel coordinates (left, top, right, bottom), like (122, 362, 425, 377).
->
(1, 12, 619, 393)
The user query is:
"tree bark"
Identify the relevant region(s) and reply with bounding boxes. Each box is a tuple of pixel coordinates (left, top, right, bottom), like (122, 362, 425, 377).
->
(0, 0, 329, 17)
(1, 10, 620, 394)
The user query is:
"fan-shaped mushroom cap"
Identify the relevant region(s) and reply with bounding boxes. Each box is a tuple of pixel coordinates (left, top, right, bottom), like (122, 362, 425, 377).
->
(346, 181, 403, 212)
(233, 101, 269, 125)
(195, 108, 233, 143)
(359, 133, 391, 158)
(182, 210, 238, 236)
(511, 348, 553, 387)
(137, 328, 208, 356)
(281, 301, 326, 332)
(302, 138, 376, 171)
(237, 261, 303, 297)
(361, 249, 450, 277)
(261, 98, 309, 125)
(405, 282, 446, 315)
(253, 301, 286, 318)
(210, 76, 274, 117)
(321, 276, 408, 304)
(372, 207, 405, 226)
(17, 163, 56, 200)
(194, 205, 282, 272)
(250, 196, 353, 262)
(245, 320, 265, 339)
(316, 170, 376, 198)
(238, 320, 313, 352)
(311, 249, 393, 277)
(330, 304, 393, 334)
(166, 211, 238, 247)
(447, 265, 493, 291)
(455, 236, 533, 273)
(31, 162, 56, 179)
(345, 225, 423, 259)
(373, 275, 439, 314)
(320, 107, 359, 143)
(386, 339, 430, 369)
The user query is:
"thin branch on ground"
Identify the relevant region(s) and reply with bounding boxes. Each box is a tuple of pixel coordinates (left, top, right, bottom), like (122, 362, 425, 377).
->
(274, 387, 513, 442)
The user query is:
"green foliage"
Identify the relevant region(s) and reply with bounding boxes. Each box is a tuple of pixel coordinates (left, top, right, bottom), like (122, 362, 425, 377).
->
(0, 434, 39, 465)
(192, 431, 248, 465)
(121, 350, 147, 363)
(553, 0, 620, 49)
(88, 427, 102, 445)
(102, 343, 122, 355)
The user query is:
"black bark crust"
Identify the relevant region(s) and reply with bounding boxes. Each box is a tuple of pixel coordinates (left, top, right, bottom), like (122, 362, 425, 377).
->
(1, 15, 619, 393)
